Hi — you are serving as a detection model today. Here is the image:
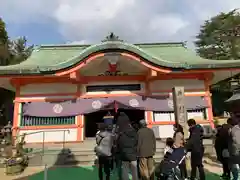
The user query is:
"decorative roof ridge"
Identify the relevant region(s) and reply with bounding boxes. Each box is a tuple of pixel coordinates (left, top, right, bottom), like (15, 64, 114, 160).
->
(52, 41, 183, 68)
(135, 42, 184, 47)
(39, 44, 91, 49)
(38, 41, 185, 49)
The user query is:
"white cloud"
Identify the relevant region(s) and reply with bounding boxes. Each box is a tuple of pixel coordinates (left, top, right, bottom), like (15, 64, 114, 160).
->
(54, 0, 135, 22)
(186, 0, 240, 21)
(0, 0, 239, 45)
(149, 15, 189, 36)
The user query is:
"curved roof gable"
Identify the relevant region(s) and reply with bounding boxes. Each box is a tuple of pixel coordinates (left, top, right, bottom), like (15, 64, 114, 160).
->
(0, 41, 240, 75)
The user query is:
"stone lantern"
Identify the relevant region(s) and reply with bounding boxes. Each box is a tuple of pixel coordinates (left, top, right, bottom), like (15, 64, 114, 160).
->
(3, 121, 12, 145)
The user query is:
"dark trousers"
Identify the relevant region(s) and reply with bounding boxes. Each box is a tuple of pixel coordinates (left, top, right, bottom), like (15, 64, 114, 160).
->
(115, 154, 122, 180)
(222, 158, 230, 178)
(179, 160, 188, 178)
(98, 156, 112, 180)
(190, 155, 205, 180)
(110, 157, 114, 170)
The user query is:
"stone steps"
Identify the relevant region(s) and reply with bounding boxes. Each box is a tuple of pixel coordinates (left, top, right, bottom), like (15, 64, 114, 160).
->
(3, 139, 214, 167)
(26, 147, 165, 166)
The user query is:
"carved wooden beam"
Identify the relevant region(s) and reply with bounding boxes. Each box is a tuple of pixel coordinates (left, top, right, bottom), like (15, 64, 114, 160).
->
(146, 69, 158, 81)
(70, 71, 78, 80)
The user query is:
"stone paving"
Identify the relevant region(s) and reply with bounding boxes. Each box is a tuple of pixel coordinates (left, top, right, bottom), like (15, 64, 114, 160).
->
(0, 139, 219, 179)
(0, 162, 222, 180)
(0, 166, 45, 180)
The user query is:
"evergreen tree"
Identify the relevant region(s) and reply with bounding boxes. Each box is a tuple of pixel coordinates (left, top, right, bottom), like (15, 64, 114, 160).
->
(195, 9, 240, 60)
(9, 37, 34, 65)
(0, 18, 10, 65)
(0, 18, 33, 65)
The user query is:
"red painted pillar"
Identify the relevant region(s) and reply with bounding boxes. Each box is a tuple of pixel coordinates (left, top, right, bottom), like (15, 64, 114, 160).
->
(146, 111, 153, 128)
(76, 115, 83, 142)
(204, 76, 214, 128)
(114, 101, 118, 113)
(12, 85, 21, 145)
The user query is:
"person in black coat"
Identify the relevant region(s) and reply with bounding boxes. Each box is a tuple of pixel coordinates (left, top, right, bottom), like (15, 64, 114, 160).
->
(186, 119, 205, 180)
(215, 122, 231, 179)
(116, 112, 138, 180)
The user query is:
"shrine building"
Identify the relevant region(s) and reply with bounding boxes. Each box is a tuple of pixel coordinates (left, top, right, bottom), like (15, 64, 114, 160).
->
(0, 36, 240, 143)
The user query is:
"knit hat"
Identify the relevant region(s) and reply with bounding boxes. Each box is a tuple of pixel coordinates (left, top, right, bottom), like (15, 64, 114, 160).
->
(139, 119, 147, 127)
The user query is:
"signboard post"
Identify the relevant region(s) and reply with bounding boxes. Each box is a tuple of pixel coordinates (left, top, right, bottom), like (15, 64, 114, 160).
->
(172, 86, 188, 138)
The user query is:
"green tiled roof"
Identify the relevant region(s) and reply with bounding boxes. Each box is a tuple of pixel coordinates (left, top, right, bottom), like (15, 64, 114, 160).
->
(0, 41, 240, 75)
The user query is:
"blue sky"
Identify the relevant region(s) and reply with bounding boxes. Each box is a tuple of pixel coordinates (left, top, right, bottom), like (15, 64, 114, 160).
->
(0, 0, 239, 47)
(5, 21, 64, 45)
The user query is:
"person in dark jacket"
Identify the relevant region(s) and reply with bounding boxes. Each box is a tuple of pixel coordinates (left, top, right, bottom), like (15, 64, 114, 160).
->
(137, 119, 156, 180)
(116, 112, 138, 180)
(214, 123, 231, 180)
(173, 124, 187, 179)
(112, 123, 122, 180)
(214, 125, 223, 160)
(186, 119, 205, 180)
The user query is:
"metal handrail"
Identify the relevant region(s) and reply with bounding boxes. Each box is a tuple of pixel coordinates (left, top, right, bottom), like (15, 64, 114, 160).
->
(13, 129, 70, 138)
(12, 129, 70, 163)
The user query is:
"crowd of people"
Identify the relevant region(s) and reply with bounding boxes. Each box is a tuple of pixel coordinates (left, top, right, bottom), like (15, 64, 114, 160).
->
(214, 117, 240, 180)
(95, 112, 156, 180)
(94, 111, 240, 180)
(158, 119, 205, 180)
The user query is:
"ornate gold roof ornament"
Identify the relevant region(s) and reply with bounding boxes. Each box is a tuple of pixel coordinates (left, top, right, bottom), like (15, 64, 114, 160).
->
(102, 32, 123, 42)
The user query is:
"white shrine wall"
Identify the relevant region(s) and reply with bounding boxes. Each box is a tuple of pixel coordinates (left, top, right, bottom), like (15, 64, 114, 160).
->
(16, 78, 210, 142)
(150, 79, 205, 92)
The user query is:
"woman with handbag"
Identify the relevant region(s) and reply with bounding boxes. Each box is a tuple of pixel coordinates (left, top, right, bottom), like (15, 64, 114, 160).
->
(95, 124, 114, 180)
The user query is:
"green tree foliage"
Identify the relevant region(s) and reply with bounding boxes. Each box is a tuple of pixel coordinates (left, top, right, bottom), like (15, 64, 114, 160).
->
(195, 9, 240, 60)
(0, 18, 33, 65)
(0, 18, 8, 44)
(0, 18, 10, 65)
(9, 37, 34, 65)
(196, 10, 240, 114)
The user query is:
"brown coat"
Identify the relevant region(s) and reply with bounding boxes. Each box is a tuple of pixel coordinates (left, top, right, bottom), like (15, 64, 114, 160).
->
(173, 131, 184, 148)
(137, 127, 156, 157)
